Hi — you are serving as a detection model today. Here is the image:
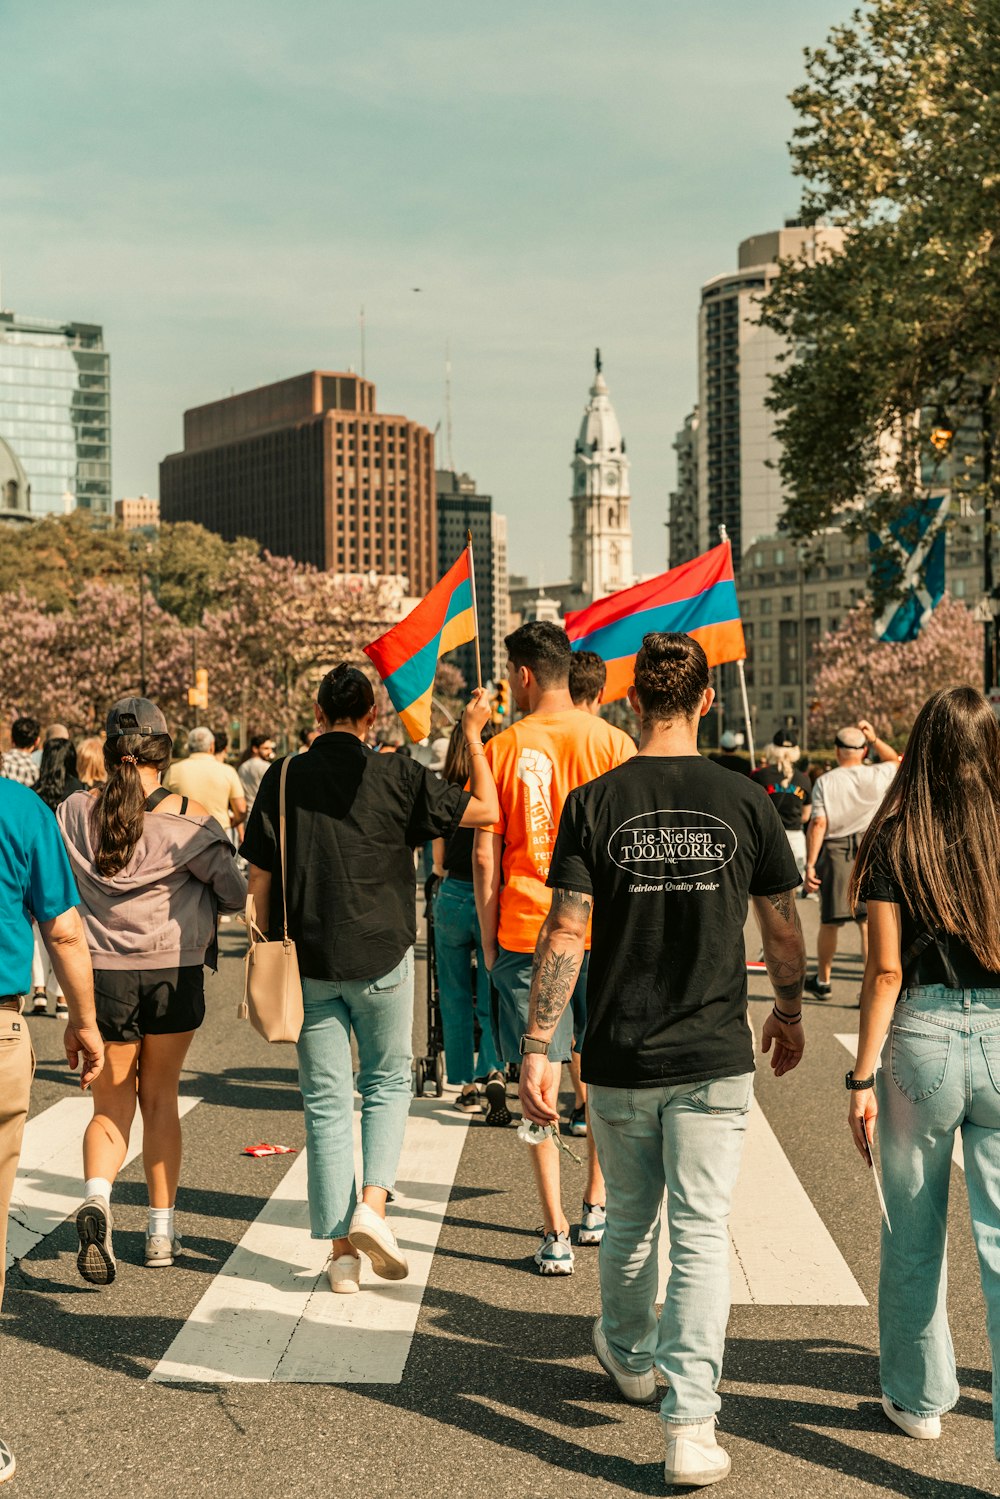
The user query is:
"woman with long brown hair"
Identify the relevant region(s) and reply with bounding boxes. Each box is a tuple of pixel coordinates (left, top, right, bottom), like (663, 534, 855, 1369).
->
(57, 697, 246, 1285)
(850, 685, 1000, 1459)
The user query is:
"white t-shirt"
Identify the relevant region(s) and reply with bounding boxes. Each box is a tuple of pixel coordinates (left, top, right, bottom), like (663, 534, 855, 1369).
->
(811, 760, 897, 840)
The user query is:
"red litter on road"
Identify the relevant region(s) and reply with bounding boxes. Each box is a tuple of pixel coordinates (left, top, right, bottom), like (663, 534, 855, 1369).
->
(242, 1143, 297, 1157)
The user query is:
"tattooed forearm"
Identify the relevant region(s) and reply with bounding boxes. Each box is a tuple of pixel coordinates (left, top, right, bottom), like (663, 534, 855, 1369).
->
(534, 952, 580, 1029)
(526, 889, 590, 1038)
(753, 887, 806, 1006)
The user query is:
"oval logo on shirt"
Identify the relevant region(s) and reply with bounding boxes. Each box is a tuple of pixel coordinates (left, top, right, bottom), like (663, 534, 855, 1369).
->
(607, 809, 739, 880)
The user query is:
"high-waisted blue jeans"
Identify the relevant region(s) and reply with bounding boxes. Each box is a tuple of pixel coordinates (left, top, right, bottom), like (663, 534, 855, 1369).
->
(432, 879, 501, 1085)
(296, 950, 414, 1240)
(877, 984, 1000, 1458)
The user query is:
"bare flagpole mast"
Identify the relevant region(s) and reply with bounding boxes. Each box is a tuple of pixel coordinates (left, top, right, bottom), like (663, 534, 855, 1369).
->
(718, 524, 754, 763)
(466, 528, 483, 690)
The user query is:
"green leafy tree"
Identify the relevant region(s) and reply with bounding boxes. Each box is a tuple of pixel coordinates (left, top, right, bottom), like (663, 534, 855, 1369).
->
(762, 0, 1000, 551)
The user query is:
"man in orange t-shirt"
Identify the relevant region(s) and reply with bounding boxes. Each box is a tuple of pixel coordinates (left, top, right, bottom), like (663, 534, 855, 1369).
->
(474, 620, 635, 1276)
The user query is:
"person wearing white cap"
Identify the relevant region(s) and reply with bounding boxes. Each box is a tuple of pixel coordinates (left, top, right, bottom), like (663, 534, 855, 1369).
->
(804, 719, 899, 998)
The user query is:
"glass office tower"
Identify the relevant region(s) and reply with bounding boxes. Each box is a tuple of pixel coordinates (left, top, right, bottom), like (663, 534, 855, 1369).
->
(0, 311, 111, 519)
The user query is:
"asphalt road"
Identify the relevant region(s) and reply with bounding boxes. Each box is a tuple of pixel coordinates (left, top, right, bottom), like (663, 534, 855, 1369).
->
(3, 901, 998, 1499)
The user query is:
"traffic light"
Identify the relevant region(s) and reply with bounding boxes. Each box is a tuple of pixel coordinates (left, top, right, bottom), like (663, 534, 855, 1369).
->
(187, 668, 209, 710)
(495, 681, 510, 718)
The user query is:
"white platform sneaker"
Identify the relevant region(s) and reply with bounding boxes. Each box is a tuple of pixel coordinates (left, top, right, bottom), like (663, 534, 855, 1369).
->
(881, 1395, 941, 1440)
(347, 1203, 409, 1281)
(326, 1253, 361, 1294)
(663, 1417, 731, 1488)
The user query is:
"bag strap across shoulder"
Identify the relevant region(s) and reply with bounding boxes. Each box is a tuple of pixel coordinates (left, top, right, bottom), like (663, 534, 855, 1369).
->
(278, 754, 292, 944)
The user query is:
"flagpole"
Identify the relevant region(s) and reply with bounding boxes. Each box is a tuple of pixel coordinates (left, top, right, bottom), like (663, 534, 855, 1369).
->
(718, 524, 755, 765)
(466, 529, 483, 689)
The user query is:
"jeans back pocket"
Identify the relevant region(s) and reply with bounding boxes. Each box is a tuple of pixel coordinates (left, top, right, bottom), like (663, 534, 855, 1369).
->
(889, 1024, 951, 1103)
(367, 953, 410, 995)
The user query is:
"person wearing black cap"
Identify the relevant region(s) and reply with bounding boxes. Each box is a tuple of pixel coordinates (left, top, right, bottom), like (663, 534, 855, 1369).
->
(56, 696, 247, 1285)
(804, 719, 899, 998)
(750, 732, 812, 879)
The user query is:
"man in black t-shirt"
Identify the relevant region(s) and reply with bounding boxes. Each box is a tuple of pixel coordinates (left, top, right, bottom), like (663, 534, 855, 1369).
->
(518, 632, 805, 1490)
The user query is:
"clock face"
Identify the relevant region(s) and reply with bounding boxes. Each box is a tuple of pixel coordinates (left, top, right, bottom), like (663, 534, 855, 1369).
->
(604, 468, 618, 488)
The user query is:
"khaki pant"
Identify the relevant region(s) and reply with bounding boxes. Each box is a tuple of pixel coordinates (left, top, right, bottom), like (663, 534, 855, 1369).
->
(0, 1009, 33, 1307)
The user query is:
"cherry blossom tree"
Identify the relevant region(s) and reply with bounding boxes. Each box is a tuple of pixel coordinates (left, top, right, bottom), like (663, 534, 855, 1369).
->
(808, 594, 981, 744)
(0, 581, 192, 733)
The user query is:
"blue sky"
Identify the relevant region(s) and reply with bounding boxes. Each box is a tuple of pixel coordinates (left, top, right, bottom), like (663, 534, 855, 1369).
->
(1, 0, 844, 583)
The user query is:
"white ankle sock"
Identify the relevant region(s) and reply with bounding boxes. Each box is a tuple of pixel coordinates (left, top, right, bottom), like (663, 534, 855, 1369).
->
(148, 1206, 174, 1239)
(84, 1177, 112, 1204)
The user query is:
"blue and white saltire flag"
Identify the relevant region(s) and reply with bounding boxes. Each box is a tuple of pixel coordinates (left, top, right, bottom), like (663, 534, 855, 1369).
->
(869, 494, 949, 642)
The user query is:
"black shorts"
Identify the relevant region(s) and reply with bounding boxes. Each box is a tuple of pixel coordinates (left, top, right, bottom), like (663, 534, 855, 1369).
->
(93, 966, 205, 1044)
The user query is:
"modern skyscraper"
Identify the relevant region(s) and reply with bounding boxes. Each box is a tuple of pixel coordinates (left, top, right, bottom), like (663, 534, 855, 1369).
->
(696, 224, 845, 565)
(668, 407, 700, 568)
(0, 308, 111, 521)
(160, 371, 436, 593)
(435, 468, 493, 690)
(570, 350, 633, 604)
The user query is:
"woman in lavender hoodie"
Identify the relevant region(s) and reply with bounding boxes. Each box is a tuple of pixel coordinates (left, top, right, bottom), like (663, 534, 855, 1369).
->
(57, 697, 246, 1284)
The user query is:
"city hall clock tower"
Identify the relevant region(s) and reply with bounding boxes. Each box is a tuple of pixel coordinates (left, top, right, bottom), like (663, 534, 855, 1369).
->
(569, 350, 634, 606)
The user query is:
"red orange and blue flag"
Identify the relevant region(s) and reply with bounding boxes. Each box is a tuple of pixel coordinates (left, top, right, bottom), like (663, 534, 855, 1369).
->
(564, 541, 746, 702)
(364, 548, 477, 741)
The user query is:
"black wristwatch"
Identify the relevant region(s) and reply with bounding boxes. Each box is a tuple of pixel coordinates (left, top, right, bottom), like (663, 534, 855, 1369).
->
(519, 1034, 550, 1057)
(845, 1070, 876, 1090)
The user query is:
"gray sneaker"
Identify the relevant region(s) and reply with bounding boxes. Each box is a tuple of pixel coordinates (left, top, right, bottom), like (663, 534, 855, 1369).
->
(145, 1233, 182, 1268)
(76, 1196, 116, 1285)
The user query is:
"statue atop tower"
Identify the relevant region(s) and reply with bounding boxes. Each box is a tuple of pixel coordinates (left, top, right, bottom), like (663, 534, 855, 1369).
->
(569, 350, 633, 604)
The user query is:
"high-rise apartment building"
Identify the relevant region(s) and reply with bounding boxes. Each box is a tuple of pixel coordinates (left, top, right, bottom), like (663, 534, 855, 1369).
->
(0, 308, 111, 521)
(160, 371, 436, 593)
(668, 407, 700, 567)
(435, 468, 494, 691)
(491, 511, 510, 680)
(697, 224, 844, 565)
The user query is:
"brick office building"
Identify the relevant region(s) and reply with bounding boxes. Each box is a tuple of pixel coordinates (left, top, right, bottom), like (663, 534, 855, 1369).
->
(160, 371, 436, 594)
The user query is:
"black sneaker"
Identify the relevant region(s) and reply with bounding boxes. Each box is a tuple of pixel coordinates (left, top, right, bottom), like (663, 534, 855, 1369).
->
(568, 1104, 588, 1138)
(30, 990, 48, 1016)
(483, 1070, 512, 1128)
(805, 975, 833, 1000)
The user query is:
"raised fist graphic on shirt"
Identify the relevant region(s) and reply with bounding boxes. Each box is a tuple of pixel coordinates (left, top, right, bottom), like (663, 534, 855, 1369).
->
(517, 748, 554, 832)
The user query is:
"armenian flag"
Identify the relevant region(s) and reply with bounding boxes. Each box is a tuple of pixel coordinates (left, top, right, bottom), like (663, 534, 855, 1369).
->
(564, 541, 746, 702)
(364, 548, 477, 741)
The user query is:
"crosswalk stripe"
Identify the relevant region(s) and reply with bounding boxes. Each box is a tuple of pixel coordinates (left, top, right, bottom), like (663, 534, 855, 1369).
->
(656, 1100, 867, 1306)
(7, 1094, 201, 1268)
(835, 1032, 965, 1171)
(150, 1096, 471, 1385)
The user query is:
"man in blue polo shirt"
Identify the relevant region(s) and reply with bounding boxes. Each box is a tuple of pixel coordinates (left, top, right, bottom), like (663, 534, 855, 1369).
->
(0, 777, 103, 1487)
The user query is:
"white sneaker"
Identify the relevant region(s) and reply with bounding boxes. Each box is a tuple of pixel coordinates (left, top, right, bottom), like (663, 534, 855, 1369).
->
(0, 1435, 15, 1486)
(592, 1318, 657, 1404)
(326, 1253, 361, 1294)
(663, 1417, 731, 1487)
(347, 1203, 409, 1281)
(881, 1395, 941, 1440)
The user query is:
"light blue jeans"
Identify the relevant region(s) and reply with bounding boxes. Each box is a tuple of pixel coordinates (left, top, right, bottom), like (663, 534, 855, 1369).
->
(877, 984, 1000, 1457)
(589, 1072, 753, 1423)
(296, 950, 414, 1239)
(432, 879, 501, 1085)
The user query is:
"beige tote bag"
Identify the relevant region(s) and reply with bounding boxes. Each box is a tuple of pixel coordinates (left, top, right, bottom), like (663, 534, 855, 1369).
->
(238, 755, 304, 1043)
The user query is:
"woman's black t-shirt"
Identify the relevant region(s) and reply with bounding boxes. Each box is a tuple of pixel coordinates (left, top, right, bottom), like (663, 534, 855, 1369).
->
(859, 825, 1000, 988)
(241, 734, 468, 982)
(749, 765, 812, 831)
(443, 825, 474, 882)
